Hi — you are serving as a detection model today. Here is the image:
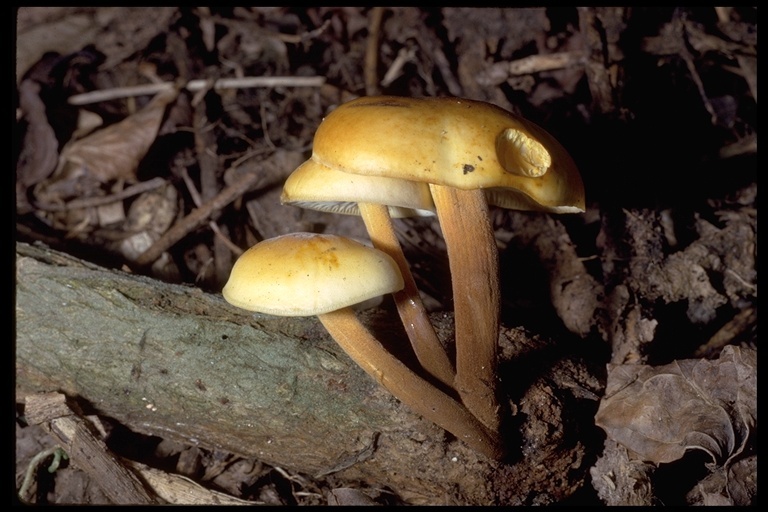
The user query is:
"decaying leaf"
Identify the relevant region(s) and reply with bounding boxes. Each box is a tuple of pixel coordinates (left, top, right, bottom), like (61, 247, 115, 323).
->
(327, 488, 379, 506)
(35, 86, 179, 204)
(115, 183, 178, 261)
(685, 454, 756, 506)
(16, 79, 60, 190)
(595, 346, 755, 466)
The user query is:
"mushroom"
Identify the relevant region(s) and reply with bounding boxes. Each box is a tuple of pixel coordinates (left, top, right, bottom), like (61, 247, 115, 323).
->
(222, 232, 504, 459)
(281, 159, 455, 389)
(296, 95, 585, 434)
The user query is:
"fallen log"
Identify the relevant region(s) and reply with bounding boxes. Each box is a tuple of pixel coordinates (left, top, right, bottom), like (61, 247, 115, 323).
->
(15, 241, 596, 505)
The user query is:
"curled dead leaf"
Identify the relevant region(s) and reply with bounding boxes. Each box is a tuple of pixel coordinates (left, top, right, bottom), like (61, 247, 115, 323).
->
(16, 79, 60, 189)
(686, 454, 756, 506)
(36, 86, 179, 204)
(595, 346, 755, 466)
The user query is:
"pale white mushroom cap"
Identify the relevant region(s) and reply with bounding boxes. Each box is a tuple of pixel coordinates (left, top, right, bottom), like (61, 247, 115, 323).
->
(222, 233, 404, 316)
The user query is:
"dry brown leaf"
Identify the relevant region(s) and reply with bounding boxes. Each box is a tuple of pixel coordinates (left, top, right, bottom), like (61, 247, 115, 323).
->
(595, 346, 755, 466)
(686, 454, 756, 506)
(327, 487, 379, 506)
(37, 86, 179, 203)
(16, 79, 60, 190)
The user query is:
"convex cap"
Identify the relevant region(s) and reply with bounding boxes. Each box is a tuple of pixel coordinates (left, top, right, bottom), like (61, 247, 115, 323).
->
(222, 233, 404, 316)
(299, 95, 585, 213)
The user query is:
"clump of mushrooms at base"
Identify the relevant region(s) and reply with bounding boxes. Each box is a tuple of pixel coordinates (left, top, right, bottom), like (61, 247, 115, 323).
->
(221, 95, 585, 461)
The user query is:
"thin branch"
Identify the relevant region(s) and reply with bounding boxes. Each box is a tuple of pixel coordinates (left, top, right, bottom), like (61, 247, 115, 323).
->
(68, 76, 327, 106)
(134, 160, 263, 267)
(34, 177, 168, 212)
(24, 392, 160, 504)
(365, 7, 385, 96)
(380, 46, 417, 88)
(180, 168, 243, 257)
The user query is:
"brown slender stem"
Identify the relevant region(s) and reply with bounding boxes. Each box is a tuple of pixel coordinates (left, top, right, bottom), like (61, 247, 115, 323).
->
(358, 202, 455, 388)
(318, 308, 504, 460)
(429, 185, 501, 435)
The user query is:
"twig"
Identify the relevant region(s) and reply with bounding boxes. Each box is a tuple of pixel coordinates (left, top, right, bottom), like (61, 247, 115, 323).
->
(380, 46, 417, 88)
(34, 177, 168, 212)
(365, 7, 385, 96)
(719, 133, 757, 159)
(134, 161, 263, 267)
(179, 168, 243, 257)
(476, 51, 588, 88)
(68, 76, 327, 106)
(427, 42, 463, 97)
(679, 43, 719, 124)
(23, 392, 160, 504)
(260, 103, 277, 150)
(508, 51, 586, 75)
(123, 460, 260, 505)
(714, 6, 757, 102)
(208, 14, 331, 45)
(578, 7, 618, 114)
(694, 307, 756, 357)
(191, 100, 239, 284)
(291, 18, 333, 44)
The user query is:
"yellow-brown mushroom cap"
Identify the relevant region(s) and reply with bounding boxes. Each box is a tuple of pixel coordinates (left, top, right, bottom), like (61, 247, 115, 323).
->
(309, 95, 585, 213)
(222, 233, 404, 316)
(281, 158, 436, 217)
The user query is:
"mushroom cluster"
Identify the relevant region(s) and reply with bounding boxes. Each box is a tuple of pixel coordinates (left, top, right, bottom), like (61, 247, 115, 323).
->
(223, 95, 584, 460)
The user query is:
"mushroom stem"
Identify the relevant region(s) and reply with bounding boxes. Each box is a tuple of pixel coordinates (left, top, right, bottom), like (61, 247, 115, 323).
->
(429, 185, 501, 435)
(317, 307, 504, 460)
(358, 202, 456, 389)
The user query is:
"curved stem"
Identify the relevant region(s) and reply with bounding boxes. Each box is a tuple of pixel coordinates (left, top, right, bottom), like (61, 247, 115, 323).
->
(429, 185, 501, 435)
(318, 308, 504, 460)
(358, 202, 455, 389)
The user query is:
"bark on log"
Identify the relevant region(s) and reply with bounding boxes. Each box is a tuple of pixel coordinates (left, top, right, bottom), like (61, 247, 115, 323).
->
(15, 241, 596, 505)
